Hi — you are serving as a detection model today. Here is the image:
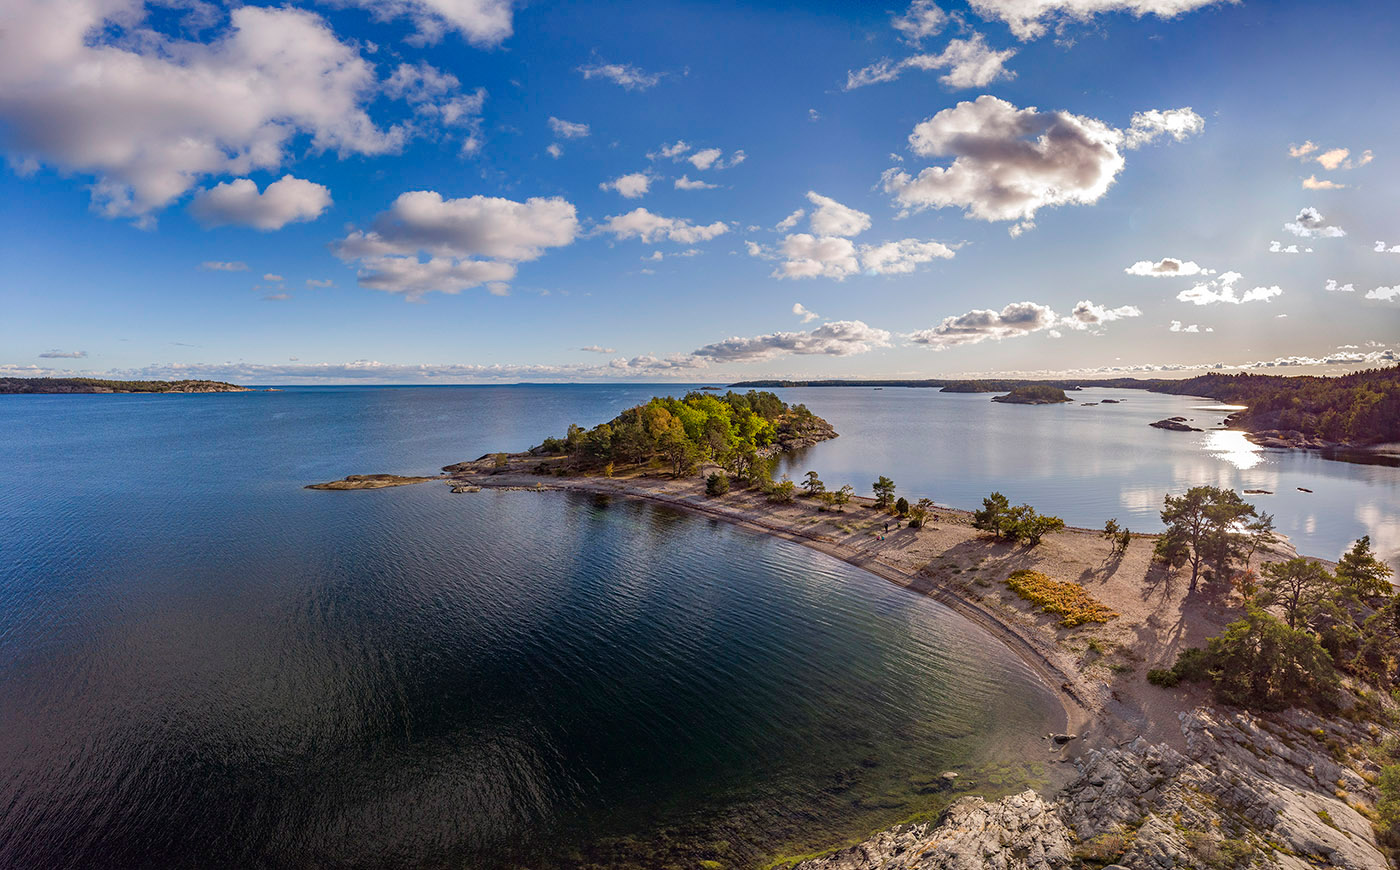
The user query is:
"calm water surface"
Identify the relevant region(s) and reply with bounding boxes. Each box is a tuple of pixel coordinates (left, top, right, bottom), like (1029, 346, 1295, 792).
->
(1, 386, 1062, 869)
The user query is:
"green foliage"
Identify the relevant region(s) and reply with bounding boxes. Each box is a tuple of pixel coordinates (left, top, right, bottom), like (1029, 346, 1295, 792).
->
(705, 473, 730, 496)
(1148, 647, 1211, 687)
(894, 496, 909, 517)
(0, 377, 245, 393)
(973, 492, 1011, 537)
(973, 493, 1062, 544)
(1260, 557, 1337, 629)
(907, 497, 934, 529)
(801, 470, 825, 496)
(1379, 764, 1400, 853)
(872, 476, 896, 508)
(768, 479, 797, 503)
(1160, 486, 1258, 591)
(991, 384, 1070, 403)
(536, 390, 829, 478)
(1337, 536, 1395, 599)
(1206, 608, 1339, 711)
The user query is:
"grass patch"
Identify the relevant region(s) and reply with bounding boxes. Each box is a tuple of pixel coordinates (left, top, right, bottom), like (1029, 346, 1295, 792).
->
(1005, 569, 1118, 627)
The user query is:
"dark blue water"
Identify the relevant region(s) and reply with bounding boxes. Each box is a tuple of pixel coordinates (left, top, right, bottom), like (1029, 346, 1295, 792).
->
(0, 387, 1062, 869)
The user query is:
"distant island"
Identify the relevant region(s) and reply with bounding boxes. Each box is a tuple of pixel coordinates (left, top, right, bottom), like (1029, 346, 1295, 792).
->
(990, 385, 1071, 405)
(733, 365, 1400, 448)
(0, 377, 249, 394)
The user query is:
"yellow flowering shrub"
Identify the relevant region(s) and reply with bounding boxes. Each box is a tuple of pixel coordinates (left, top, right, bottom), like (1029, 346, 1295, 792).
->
(1006, 569, 1118, 627)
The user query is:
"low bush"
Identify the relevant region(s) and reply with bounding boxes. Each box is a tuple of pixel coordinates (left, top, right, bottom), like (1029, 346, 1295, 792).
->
(1005, 569, 1118, 627)
(706, 473, 730, 496)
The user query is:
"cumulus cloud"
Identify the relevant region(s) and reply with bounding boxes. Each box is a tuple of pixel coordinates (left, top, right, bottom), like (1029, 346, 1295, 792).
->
(1302, 175, 1344, 190)
(1374, 241, 1400, 254)
(1123, 108, 1206, 149)
(1268, 241, 1310, 254)
(200, 261, 249, 271)
(908, 301, 1059, 348)
(759, 234, 956, 280)
(857, 238, 959, 274)
(776, 208, 806, 231)
(1169, 320, 1211, 333)
(688, 148, 746, 170)
(692, 320, 892, 362)
(1176, 271, 1282, 306)
(601, 208, 729, 244)
(1324, 279, 1355, 293)
(967, 0, 1231, 40)
(806, 192, 872, 237)
(383, 62, 486, 152)
(38, 349, 88, 358)
(599, 172, 652, 198)
(892, 0, 948, 43)
(845, 34, 1016, 90)
(548, 117, 590, 139)
(0, 2, 404, 219)
(1123, 257, 1209, 277)
(1067, 300, 1142, 328)
(546, 143, 563, 159)
(793, 302, 820, 322)
(1283, 206, 1345, 238)
(579, 345, 616, 354)
(579, 62, 662, 91)
(674, 175, 717, 190)
(263, 273, 284, 282)
(190, 175, 332, 230)
(1366, 286, 1399, 301)
(881, 96, 1200, 224)
(336, 0, 514, 46)
(1289, 142, 1373, 171)
(333, 191, 578, 298)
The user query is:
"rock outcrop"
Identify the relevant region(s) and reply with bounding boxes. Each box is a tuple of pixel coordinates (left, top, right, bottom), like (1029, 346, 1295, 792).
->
(1149, 417, 1203, 432)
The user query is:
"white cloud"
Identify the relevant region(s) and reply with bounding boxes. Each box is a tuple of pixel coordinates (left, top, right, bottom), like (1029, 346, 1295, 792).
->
(382, 63, 486, 151)
(1267, 241, 1310, 254)
(652, 141, 691, 160)
(337, 0, 514, 46)
(909, 301, 1059, 349)
(548, 117, 590, 139)
(1176, 271, 1282, 306)
(38, 349, 88, 358)
(892, 0, 948, 43)
(1302, 175, 1344, 190)
(1374, 241, 1400, 254)
(1123, 108, 1205, 149)
(882, 96, 1200, 223)
(0, 2, 403, 218)
(200, 261, 249, 272)
(692, 320, 892, 362)
(845, 34, 1016, 90)
(806, 191, 872, 237)
(674, 175, 717, 190)
(1067, 300, 1142, 328)
(1124, 257, 1209, 277)
(334, 191, 578, 298)
(599, 172, 652, 199)
(776, 208, 806, 231)
(793, 302, 819, 323)
(761, 233, 956, 280)
(263, 273, 284, 282)
(1283, 206, 1345, 238)
(1289, 141, 1318, 159)
(601, 208, 729, 244)
(579, 62, 662, 91)
(1366, 286, 1399, 301)
(1324, 279, 1355, 293)
(688, 147, 723, 170)
(190, 175, 332, 230)
(857, 238, 958, 274)
(546, 143, 563, 159)
(579, 345, 616, 354)
(968, 0, 1231, 40)
(1168, 320, 1211, 333)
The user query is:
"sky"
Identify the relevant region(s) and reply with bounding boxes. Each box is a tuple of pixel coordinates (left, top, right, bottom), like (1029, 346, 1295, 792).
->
(2, 0, 1399, 384)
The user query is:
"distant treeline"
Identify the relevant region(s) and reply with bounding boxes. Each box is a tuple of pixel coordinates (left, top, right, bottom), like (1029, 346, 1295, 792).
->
(732, 365, 1400, 445)
(0, 377, 247, 394)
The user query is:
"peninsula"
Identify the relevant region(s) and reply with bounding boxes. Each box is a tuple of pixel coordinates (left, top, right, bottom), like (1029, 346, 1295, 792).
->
(0, 376, 250, 394)
(311, 392, 1400, 869)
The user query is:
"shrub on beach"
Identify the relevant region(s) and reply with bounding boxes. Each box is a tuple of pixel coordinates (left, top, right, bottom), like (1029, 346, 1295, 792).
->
(706, 473, 729, 496)
(1005, 569, 1118, 627)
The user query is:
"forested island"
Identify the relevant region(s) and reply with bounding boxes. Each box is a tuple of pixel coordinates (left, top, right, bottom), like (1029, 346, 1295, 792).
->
(0, 377, 249, 394)
(990, 385, 1072, 405)
(733, 365, 1400, 447)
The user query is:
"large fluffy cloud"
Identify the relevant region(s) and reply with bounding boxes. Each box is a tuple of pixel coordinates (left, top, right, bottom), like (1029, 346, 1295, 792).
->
(0, 1, 404, 219)
(599, 172, 652, 199)
(845, 34, 1016, 90)
(1124, 257, 1210, 277)
(968, 0, 1231, 40)
(1283, 206, 1345, 239)
(806, 191, 872, 237)
(336, 0, 514, 45)
(190, 175, 332, 230)
(1176, 271, 1282, 306)
(334, 191, 578, 298)
(601, 208, 728, 244)
(692, 321, 892, 362)
(909, 302, 1059, 348)
(756, 191, 955, 279)
(881, 96, 1202, 223)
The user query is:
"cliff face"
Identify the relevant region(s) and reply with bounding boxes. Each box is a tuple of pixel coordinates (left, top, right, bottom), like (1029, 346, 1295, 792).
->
(797, 707, 1392, 870)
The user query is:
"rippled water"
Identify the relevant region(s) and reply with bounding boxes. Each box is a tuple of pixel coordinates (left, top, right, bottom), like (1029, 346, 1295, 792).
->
(0, 388, 1061, 869)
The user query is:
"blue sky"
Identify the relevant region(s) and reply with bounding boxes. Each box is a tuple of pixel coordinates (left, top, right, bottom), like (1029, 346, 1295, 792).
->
(2, 0, 1398, 383)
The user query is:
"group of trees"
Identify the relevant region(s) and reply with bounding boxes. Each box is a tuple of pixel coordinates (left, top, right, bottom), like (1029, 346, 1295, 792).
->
(536, 390, 827, 478)
(1154, 485, 1278, 592)
(972, 493, 1066, 545)
(1151, 530, 1397, 712)
(1101, 519, 1132, 555)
